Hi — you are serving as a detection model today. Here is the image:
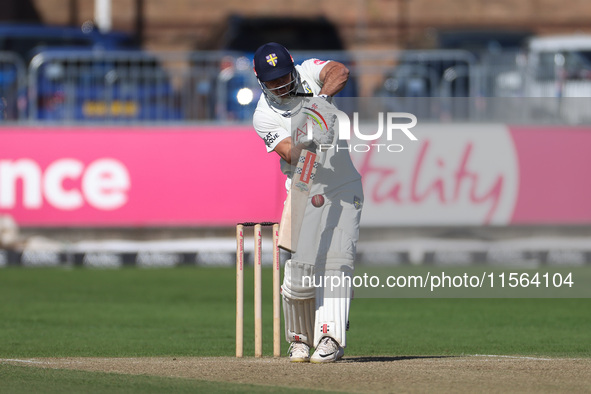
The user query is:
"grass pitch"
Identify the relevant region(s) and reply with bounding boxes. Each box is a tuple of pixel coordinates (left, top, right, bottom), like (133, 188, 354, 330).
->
(1, 363, 322, 394)
(0, 267, 589, 392)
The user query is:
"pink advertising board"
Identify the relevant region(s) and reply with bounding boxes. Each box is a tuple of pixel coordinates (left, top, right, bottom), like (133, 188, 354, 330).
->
(0, 127, 285, 226)
(353, 124, 591, 226)
(508, 126, 591, 224)
(0, 125, 591, 227)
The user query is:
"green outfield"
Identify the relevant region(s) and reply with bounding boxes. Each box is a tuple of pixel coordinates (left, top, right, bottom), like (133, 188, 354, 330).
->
(1, 267, 590, 392)
(0, 364, 326, 394)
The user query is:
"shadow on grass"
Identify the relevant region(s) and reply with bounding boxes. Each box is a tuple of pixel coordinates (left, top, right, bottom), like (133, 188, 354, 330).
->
(340, 355, 454, 363)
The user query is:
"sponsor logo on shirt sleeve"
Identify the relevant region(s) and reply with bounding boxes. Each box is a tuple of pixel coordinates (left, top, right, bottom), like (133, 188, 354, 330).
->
(264, 132, 280, 147)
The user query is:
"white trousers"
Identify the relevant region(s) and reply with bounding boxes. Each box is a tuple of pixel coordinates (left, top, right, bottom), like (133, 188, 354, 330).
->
(282, 180, 363, 347)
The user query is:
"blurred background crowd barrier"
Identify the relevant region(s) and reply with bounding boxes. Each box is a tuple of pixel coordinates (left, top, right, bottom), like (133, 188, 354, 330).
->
(1, 44, 591, 124)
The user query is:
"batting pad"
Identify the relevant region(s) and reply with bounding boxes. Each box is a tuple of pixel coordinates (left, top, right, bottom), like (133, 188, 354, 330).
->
(283, 296, 315, 346)
(314, 269, 352, 347)
(281, 259, 316, 299)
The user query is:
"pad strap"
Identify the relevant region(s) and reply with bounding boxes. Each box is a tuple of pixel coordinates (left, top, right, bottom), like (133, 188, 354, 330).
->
(283, 296, 315, 346)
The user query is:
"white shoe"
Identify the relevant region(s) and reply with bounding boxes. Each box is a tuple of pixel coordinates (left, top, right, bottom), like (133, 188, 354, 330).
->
(288, 342, 310, 362)
(310, 337, 344, 363)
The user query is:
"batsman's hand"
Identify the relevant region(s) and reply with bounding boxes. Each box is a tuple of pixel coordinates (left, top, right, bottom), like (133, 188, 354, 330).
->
(312, 112, 336, 146)
(313, 95, 337, 114)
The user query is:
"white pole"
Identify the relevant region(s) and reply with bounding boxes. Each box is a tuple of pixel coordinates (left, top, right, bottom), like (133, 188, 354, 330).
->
(254, 224, 263, 358)
(95, 0, 112, 32)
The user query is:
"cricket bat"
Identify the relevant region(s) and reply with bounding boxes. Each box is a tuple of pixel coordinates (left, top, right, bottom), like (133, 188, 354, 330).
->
(278, 148, 319, 252)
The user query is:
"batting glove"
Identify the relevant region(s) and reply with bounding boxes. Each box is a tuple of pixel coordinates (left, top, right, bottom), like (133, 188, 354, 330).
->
(312, 112, 336, 146)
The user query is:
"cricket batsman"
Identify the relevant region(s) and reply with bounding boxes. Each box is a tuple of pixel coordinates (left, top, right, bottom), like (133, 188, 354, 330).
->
(252, 42, 363, 363)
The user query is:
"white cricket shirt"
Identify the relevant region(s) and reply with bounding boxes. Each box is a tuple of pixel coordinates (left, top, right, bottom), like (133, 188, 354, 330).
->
(253, 59, 361, 194)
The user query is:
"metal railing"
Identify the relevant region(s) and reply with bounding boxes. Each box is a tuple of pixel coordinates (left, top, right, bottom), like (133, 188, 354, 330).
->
(27, 50, 182, 122)
(0, 48, 590, 124)
(0, 52, 27, 121)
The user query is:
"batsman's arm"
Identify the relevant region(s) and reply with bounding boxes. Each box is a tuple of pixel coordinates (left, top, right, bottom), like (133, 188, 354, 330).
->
(274, 137, 313, 164)
(318, 61, 350, 97)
